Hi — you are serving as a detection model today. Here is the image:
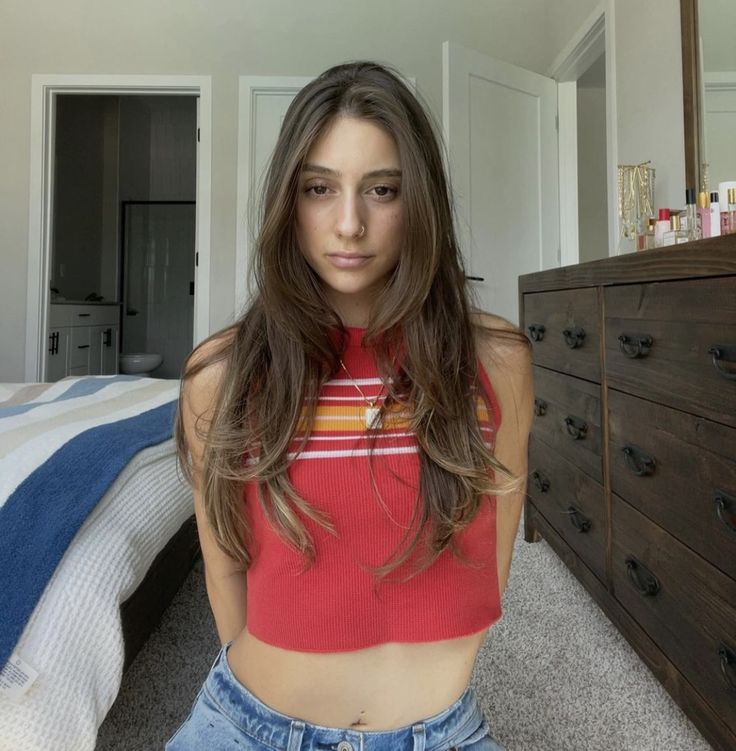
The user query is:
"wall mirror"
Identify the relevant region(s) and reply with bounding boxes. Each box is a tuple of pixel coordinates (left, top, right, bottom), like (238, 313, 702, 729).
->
(681, 0, 736, 194)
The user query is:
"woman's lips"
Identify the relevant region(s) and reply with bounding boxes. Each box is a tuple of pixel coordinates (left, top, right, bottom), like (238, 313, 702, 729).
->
(327, 254, 371, 268)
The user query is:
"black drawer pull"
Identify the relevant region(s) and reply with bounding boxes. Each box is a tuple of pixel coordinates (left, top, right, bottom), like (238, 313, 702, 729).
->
(104, 328, 112, 347)
(77, 344, 90, 350)
(466, 275, 485, 282)
(562, 326, 585, 349)
(708, 344, 736, 381)
(564, 415, 587, 440)
(534, 398, 547, 417)
(718, 643, 736, 691)
(714, 490, 736, 533)
(618, 333, 653, 359)
(622, 444, 656, 476)
(528, 323, 546, 342)
(625, 556, 660, 597)
(531, 470, 550, 493)
(563, 506, 591, 533)
(77, 313, 91, 318)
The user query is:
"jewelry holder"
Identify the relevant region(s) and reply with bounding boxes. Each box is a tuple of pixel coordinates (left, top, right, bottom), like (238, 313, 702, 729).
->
(617, 162, 655, 253)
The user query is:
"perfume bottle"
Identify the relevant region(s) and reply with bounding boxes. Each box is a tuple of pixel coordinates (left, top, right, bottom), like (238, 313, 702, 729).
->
(710, 192, 721, 237)
(697, 191, 710, 239)
(684, 187, 701, 240)
(654, 208, 670, 248)
(645, 217, 657, 249)
(662, 212, 688, 246)
(729, 188, 736, 235)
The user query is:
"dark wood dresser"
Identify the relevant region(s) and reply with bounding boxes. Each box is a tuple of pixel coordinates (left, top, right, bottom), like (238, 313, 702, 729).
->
(519, 235, 736, 751)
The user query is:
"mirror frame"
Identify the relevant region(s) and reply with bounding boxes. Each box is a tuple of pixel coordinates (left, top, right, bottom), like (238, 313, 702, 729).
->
(680, 0, 701, 191)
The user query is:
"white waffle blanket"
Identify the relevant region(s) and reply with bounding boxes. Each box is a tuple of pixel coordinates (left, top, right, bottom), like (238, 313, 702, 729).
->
(0, 377, 193, 751)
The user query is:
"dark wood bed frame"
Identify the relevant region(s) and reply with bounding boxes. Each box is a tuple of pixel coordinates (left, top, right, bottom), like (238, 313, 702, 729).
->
(120, 514, 201, 671)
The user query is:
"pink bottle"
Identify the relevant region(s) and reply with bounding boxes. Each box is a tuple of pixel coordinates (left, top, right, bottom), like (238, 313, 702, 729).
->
(697, 192, 710, 239)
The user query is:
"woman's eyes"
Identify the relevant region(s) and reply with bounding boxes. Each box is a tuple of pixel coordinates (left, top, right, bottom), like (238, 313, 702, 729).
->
(304, 183, 399, 200)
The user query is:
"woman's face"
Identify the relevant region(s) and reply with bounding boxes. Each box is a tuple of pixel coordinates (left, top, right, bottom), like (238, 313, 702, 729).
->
(295, 116, 404, 328)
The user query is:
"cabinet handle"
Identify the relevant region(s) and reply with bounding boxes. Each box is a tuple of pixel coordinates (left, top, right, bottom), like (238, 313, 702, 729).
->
(466, 275, 485, 282)
(534, 398, 547, 417)
(618, 333, 653, 359)
(528, 323, 546, 342)
(104, 328, 112, 347)
(622, 444, 656, 476)
(624, 556, 660, 597)
(564, 415, 588, 440)
(530, 470, 550, 493)
(718, 643, 736, 691)
(708, 344, 736, 381)
(563, 506, 591, 533)
(562, 326, 585, 349)
(714, 490, 736, 533)
(48, 332, 59, 355)
(77, 344, 90, 350)
(77, 313, 91, 318)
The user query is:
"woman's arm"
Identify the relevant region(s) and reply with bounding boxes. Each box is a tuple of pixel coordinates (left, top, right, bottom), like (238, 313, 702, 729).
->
(180, 339, 248, 645)
(474, 313, 534, 598)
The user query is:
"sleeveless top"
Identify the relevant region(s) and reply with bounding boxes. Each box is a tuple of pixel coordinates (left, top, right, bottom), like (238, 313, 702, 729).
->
(243, 327, 502, 651)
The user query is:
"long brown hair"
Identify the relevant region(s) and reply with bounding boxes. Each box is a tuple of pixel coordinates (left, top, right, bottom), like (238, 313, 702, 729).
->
(176, 60, 528, 582)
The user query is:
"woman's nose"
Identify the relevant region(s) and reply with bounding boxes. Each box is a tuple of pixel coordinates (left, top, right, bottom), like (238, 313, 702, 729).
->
(335, 194, 365, 239)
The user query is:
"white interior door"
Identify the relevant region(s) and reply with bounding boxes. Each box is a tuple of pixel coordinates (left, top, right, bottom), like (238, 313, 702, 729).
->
(235, 77, 314, 310)
(443, 42, 559, 325)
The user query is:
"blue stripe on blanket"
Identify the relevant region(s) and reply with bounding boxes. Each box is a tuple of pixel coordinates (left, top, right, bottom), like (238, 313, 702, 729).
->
(0, 375, 145, 419)
(0, 399, 178, 670)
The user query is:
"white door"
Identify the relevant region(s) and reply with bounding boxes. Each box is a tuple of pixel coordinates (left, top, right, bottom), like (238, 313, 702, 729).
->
(235, 77, 314, 309)
(443, 42, 559, 325)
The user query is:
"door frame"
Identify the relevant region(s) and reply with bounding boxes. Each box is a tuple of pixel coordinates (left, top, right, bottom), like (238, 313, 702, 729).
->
(548, 2, 618, 261)
(25, 74, 212, 382)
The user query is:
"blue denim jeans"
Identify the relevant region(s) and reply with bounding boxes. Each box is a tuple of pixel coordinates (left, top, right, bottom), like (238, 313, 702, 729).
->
(165, 642, 505, 750)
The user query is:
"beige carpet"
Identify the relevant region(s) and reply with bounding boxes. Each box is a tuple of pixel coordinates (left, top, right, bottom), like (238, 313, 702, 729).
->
(97, 526, 713, 750)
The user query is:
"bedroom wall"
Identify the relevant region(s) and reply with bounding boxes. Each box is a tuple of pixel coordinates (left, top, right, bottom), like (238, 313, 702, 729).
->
(0, 0, 685, 382)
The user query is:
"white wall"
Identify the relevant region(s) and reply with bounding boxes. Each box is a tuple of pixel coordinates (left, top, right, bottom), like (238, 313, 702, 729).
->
(1, 0, 655, 382)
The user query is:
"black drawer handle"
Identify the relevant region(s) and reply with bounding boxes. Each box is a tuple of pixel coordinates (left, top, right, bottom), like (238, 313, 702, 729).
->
(625, 556, 661, 597)
(531, 470, 550, 493)
(564, 415, 588, 440)
(622, 444, 656, 476)
(714, 490, 736, 533)
(718, 643, 736, 691)
(466, 275, 485, 282)
(563, 506, 591, 533)
(534, 398, 547, 417)
(562, 326, 585, 349)
(77, 313, 91, 318)
(708, 345, 736, 381)
(528, 323, 546, 342)
(618, 333, 653, 359)
(77, 344, 90, 350)
(104, 328, 112, 347)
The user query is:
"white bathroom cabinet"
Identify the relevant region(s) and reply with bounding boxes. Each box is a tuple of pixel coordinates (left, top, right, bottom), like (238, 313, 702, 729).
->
(47, 303, 121, 381)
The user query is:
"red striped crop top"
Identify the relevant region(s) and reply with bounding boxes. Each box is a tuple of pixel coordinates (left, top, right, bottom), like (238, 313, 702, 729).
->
(243, 326, 502, 651)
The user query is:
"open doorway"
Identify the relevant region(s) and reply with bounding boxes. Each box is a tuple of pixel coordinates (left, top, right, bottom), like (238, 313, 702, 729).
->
(48, 94, 197, 381)
(25, 75, 212, 383)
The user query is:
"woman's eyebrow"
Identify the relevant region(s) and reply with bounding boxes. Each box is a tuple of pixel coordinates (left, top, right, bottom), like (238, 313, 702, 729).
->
(301, 163, 402, 179)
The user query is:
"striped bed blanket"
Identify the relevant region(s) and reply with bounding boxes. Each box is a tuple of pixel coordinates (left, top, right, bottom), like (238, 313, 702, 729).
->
(0, 376, 180, 672)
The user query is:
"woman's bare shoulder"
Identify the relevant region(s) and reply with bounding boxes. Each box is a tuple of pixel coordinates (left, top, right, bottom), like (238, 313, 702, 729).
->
(470, 310, 533, 432)
(181, 326, 237, 417)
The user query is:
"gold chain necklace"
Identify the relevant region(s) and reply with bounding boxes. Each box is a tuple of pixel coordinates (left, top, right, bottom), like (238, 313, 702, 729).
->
(338, 358, 387, 429)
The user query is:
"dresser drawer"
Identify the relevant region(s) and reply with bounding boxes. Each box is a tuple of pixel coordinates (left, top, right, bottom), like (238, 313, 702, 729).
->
(532, 366, 603, 482)
(605, 277, 736, 428)
(528, 436, 606, 583)
(608, 389, 736, 581)
(524, 288, 600, 382)
(612, 496, 736, 736)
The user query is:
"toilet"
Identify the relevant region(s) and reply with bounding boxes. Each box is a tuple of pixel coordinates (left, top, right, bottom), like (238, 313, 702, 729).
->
(119, 353, 163, 377)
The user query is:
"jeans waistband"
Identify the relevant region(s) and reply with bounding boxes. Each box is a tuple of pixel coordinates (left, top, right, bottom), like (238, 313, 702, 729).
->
(203, 642, 486, 751)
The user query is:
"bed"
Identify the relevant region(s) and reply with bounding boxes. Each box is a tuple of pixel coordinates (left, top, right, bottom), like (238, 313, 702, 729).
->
(0, 376, 198, 751)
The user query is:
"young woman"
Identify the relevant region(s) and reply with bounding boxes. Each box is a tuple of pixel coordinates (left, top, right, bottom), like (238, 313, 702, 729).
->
(169, 61, 533, 751)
